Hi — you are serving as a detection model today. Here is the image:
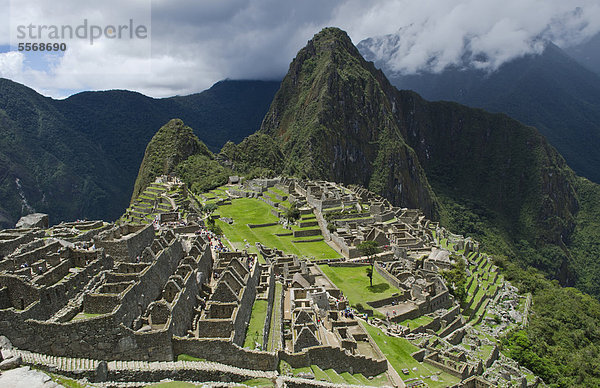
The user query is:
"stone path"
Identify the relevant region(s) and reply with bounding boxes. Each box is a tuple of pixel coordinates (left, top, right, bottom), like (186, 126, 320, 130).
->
(0, 366, 63, 388)
(268, 282, 283, 351)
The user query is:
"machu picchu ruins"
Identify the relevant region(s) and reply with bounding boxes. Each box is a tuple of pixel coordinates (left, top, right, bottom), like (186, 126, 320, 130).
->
(0, 175, 543, 387)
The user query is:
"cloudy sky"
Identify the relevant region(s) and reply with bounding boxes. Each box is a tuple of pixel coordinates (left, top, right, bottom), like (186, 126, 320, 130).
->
(1, 0, 599, 98)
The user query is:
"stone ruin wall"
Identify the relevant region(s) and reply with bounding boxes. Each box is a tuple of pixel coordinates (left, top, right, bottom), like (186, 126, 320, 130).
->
(0, 236, 184, 361)
(94, 224, 155, 262)
(232, 262, 261, 346)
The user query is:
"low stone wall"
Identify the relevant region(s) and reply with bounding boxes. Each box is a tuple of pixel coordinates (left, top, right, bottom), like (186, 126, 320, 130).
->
(17, 349, 276, 384)
(233, 264, 260, 346)
(260, 196, 279, 209)
(440, 305, 460, 324)
(366, 294, 408, 309)
(411, 349, 426, 362)
(439, 316, 464, 338)
(325, 212, 371, 221)
(172, 225, 200, 234)
(299, 221, 319, 228)
(411, 316, 441, 334)
(424, 352, 469, 380)
(485, 346, 500, 368)
(390, 306, 421, 323)
(333, 218, 374, 228)
(292, 238, 324, 243)
(279, 346, 387, 377)
(172, 337, 277, 370)
(329, 262, 368, 268)
(248, 222, 279, 229)
(262, 270, 276, 348)
(374, 263, 403, 291)
(293, 229, 321, 238)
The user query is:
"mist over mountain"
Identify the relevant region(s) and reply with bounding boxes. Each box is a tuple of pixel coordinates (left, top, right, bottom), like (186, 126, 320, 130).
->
(565, 31, 600, 76)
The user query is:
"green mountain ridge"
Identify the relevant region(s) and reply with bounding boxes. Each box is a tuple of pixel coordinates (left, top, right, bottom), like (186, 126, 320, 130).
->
(359, 39, 600, 184)
(0, 79, 279, 228)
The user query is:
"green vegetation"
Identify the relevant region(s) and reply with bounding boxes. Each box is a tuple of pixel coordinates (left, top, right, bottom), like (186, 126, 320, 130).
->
(441, 258, 468, 303)
(176, 154, 230, 194)
(267, 283, 283, 352)
(131, 119, 229, 202)
(241, 378, 274, 387)
(362, 323, 460, 387)
(495, 255, 600, 387)
(45, 371, 86, 388)
(283, 202, 301, 223)
(357, 240, 381, 287)
(319, 264, 397, 307)
(400, 315, 434, 329)
(220, 133, 283, 176)
(70, 312, 104, 321)
(176, 354, 205, 362)
(215, 198, 339, 260)
(244, 299, 268, 349)
(145, 382, 197, 388)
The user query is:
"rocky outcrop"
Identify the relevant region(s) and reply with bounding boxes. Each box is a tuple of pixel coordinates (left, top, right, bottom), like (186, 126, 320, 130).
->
(15, 213, 49, 229)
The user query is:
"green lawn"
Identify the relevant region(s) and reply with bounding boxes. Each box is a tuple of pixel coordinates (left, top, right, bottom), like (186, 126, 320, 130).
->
(361, 323, 461, 388)
(400, 315, 434, 329)
(319, 265, 399, 306)
(145, 383, 197, 388)
(215, 198, 340, 261)
(176, 354, 205, 361)
(241, 378, 274, 387)
(269, 187, 288, 197)
(244, 299, 268, 349)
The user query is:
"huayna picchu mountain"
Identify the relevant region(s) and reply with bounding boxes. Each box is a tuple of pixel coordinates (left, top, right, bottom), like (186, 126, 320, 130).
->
(258, 28, 439, 220)
(226, 27, 585, 286)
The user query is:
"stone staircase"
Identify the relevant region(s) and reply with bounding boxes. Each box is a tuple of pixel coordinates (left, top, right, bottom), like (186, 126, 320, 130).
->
(15, 349, 278, 381)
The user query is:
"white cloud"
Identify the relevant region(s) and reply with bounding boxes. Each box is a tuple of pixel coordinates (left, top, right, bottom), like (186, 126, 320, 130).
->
(344, 0, 600, 74)
(1, 0, 600, 97)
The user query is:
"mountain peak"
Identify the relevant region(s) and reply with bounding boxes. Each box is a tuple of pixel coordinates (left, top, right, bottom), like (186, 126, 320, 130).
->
(308, 27, 358, 54)
(258, 28, 440, 218)
(131, 119, 211, 202)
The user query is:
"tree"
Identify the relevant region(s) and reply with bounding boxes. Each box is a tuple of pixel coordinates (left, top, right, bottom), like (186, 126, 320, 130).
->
(284, 202, 301, 223)
(327, 222, 336, 233)
(358, 240, 380, 287)
(441, 257, 467, 303)
(204, 203, 218, 214)
(206, 217, 223, 236)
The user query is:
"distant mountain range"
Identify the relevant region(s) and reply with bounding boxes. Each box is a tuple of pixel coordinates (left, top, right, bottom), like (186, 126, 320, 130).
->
(358, 37, 600, 184)
(0, 79, 279, 228)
